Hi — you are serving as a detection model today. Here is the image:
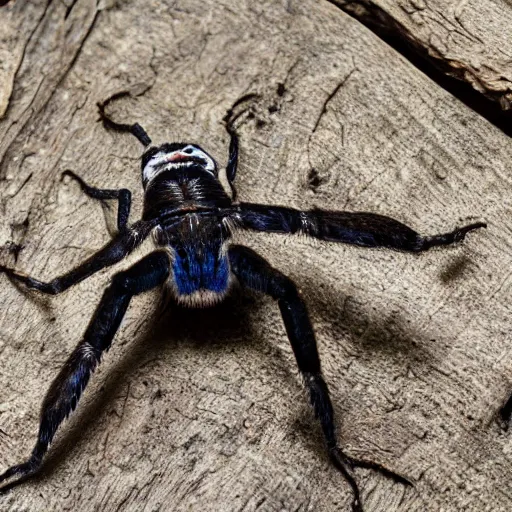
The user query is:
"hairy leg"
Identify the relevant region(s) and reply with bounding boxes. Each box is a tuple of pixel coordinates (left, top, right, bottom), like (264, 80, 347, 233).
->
(235, 203, 485, 252)
(0, 251, 170, 494)
(62, 170, 132, 232)
(0, 219, 155, 295)
(229, 245, 411, 512)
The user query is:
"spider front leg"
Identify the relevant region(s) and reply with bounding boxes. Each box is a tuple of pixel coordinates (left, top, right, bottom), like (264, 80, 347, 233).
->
(229, 245, 411, 512)
(0, 220, 154, 295)
(97, 92, 152, 147)
(62, 170, 132, 232)
(0, 251, 170, 494)
(224, 120, 239, 201)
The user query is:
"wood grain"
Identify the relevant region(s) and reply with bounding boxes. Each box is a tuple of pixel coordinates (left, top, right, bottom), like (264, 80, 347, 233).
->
(331, 0, 512, 109)
(0, 0, 511, 511)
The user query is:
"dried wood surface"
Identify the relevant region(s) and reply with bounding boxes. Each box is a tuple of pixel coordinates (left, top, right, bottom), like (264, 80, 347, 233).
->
(331, 0, 512, 109)
(0, 0, 511, 511)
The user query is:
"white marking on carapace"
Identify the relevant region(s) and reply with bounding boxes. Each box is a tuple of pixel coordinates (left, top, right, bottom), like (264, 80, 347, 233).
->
(143, 145, 216, 185)
(186, 178, 206, 200)
(164, 275, 234, 308)
(161, 180, 184, 201)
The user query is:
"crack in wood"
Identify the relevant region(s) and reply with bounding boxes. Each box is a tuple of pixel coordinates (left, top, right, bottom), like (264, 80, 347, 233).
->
(312, 66, 357, 134)
(0, 3, 101, 179)
(325, 0, 512, 137)
(0, 2, 51, 120)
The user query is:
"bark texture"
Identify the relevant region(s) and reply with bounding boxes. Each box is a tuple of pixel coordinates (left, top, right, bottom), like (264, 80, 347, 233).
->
(331, 0, 512, 109)
(0, 0, 511, 511)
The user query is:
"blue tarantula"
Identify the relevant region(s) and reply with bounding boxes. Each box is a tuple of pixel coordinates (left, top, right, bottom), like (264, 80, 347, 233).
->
(0, 93, 485, 511)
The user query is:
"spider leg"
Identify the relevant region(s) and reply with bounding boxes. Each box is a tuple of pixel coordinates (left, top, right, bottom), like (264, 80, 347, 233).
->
(235, 204, 486, 252)
(97, 92, 152, 147)
(61, 170, 132, 232)
(229, 245, 411, 512)
(0, 251, 170, 494)
(224, 119, 239, 201)
(223, 95, 260, 202)
(0, 220, 155, 295)
(499, 394, 512, 427)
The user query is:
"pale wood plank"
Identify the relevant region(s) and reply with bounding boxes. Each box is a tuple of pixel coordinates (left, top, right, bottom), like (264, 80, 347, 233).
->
(331, 0, 512, 109)
(0, 0, 510, 511)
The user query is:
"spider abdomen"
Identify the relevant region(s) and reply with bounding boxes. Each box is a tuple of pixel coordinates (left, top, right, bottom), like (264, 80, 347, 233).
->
(169, 249, 231, 307)
(161, 215, 233, 307)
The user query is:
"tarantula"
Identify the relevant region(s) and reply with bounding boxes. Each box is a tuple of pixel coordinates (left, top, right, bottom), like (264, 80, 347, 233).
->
(0, 94, 485, 511)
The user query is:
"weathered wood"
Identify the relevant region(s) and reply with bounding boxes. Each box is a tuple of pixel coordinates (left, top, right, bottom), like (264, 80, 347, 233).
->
(0, 0, 511, 510)
(331, 0, 512, 109)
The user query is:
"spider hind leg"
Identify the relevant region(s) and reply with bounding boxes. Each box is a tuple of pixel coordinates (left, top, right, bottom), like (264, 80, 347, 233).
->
(229, 245, 411, 512)
(0, 251, 170, 495)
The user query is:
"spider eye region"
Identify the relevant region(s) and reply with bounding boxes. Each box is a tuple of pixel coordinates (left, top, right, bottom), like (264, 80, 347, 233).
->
(141, 143, 217, 185)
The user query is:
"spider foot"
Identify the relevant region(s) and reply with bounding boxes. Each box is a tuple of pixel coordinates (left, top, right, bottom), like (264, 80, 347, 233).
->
(1, 241, 24, 263)
(97, 91, 131, 128)
(223, 93, 260, 133)
(61, 169, 85, 185)
(0, 458, 40, 495)
(0, 265, 29, 284)
(0, 265, 56, 294)
(328, 446, 412, 512)
(0, 264, 17, 278)
(422, 221, 486, 250)
(451, 222, 487, 242)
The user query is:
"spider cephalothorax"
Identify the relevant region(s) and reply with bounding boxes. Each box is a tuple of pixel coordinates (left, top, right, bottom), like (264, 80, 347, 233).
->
(0, 96, 485, 511)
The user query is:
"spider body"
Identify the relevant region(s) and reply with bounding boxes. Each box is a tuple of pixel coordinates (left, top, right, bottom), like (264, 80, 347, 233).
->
(0, 97, 486, 512)
(141, 144, 234, 307)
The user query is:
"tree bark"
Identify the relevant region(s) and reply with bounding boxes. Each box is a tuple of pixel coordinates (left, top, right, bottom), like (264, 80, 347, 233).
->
(0, 0, 511, 511)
